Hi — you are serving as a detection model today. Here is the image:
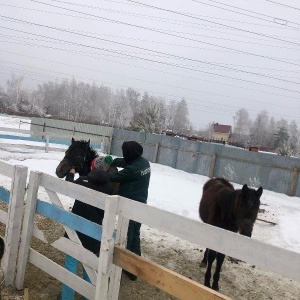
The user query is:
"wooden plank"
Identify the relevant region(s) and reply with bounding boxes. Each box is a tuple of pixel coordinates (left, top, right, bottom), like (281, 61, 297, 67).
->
(41, 174, 107, 209)
(0, 142, 66, 152)
(3, 165, 28, 286)
(0, 210, 8, 224)
(45, 188, 97, 284)
(0, 160, 14, 177)
(36, 200, 103, 240)
(95, 196, 119, 300)
(51, 237, 98, 270)
(117, 197, 300, 282)
(29, 249, 95, 300)
(15, 171, 42, 290)
(109, 215, 129, 300)
(0, 127, 32, 135)
(0, 187, 10, 204)
(24, 288, 29, 300)
(32, 224, 47, 242)
(113, 246, 232, 300)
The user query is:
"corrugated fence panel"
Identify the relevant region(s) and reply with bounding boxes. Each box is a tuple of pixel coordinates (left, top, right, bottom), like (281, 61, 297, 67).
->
(195, 143, 224, 177)
(144, 133, 164, 163)
(109, 128, 300, 197)
(110, 129, 147, 159)
(214, 147, 300, 196)
(156, 136, 181, 169)
(30, 117, 113, 150)
(176, 139, 200, 173)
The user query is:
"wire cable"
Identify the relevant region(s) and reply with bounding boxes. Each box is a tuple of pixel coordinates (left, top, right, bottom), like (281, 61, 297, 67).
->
(1, 24, 299, 95)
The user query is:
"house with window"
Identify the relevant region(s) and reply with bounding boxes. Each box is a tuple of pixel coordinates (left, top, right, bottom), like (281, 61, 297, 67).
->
(211, 122, 232, 142)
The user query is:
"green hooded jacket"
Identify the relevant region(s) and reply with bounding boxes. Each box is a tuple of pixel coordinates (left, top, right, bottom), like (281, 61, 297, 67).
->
(109, 141, 151, 203)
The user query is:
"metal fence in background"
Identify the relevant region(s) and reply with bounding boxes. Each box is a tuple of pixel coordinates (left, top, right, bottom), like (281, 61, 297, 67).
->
(13, 117, 300, 198)
(110, 128, 300, 197)
(30, 117, 113, 152)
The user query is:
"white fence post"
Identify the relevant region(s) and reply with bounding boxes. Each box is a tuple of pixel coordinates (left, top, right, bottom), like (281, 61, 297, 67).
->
(2, 165, 28, 286)
(15, 171, 42, 290)
(94, 196, 119, 300)
(109, 215, 129, 300)
(45, 132, 50, 153)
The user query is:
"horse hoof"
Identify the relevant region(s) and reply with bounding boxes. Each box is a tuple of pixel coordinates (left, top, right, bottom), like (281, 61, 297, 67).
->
(204, 281, 210, 288)
(212, 283, 219, 291)
(199, 261, 207, 268)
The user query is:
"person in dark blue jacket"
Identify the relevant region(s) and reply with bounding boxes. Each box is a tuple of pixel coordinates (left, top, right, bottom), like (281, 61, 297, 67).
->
(58, 155, 114, 300)
(109, 141, 151, 281)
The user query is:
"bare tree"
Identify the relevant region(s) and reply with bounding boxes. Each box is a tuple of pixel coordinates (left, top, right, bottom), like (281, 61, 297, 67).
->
(173, 98, 190, 134)
(233, 108, 251, 143)
(250, 110, 269, 146)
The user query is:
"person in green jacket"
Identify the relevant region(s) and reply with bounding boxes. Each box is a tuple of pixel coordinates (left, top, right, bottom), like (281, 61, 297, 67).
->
(109, 140, 151, 281)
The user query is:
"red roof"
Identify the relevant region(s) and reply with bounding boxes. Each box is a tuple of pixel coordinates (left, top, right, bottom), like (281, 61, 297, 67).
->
(213, 123, 232, 134)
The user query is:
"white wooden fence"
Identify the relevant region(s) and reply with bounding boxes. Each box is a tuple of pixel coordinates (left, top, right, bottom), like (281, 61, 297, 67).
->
(0, 126, 106, 153)
(0, 169, 297, 300)
(0, 161, 28, 286)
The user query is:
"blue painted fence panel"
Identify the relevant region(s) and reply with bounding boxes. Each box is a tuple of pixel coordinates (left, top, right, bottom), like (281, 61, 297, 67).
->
(0, 187, 10, 204)
(36, 200, 103, 241)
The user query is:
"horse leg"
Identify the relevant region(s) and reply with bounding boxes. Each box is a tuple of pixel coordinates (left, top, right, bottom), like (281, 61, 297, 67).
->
(212, 252, 225, 291)
(204, 249, 216, 288)
(199, 248, 208, 267)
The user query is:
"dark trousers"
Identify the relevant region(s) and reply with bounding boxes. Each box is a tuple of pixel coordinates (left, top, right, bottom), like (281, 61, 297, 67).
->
(126, 220, 141, 256)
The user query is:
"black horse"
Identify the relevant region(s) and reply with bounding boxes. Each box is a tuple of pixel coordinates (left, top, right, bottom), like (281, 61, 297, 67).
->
(199, 177, 263, 291)
(56, 138, 98, 178)
(56, 138, 119, 194)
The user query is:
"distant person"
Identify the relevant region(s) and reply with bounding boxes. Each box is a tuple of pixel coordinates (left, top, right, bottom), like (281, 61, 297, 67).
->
(109, 141, 151, 281)
(58, 155, 114, 300)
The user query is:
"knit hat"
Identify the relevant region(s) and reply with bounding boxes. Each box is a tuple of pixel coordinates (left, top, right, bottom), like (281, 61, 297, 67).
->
(91, 155, 113, 171)
(122, 141, 143, 163)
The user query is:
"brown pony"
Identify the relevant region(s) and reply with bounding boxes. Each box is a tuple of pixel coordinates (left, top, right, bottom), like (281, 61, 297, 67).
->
(199, 177, 263, 291)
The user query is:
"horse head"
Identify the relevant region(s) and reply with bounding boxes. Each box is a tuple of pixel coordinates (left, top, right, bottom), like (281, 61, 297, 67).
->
(237, 184, 263, 237)
(56, 138, 98, 178)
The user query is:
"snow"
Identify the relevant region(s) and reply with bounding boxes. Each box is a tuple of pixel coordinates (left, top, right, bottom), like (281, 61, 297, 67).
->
(0, 114, 300, 255)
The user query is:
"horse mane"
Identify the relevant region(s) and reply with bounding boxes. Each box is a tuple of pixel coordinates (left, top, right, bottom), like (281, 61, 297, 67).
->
(218, 189, 240, 219)
(69, 140, 98, 161)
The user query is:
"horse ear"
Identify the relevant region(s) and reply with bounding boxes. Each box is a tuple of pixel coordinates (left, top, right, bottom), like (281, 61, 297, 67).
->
(256, 187, 263, 198)
(86, 140, 90, 148)
(241, 184, 248, 196)
(71, 137, 75, 144)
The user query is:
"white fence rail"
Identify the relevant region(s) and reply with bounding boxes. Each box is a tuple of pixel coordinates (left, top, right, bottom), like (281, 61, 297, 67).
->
(0, 161, 28, 285)
(1, 169, 296, 300)
(0, 126, 107, 153)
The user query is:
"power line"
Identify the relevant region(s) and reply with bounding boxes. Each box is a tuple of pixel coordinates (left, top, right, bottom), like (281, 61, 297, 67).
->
(1, 19, 299, 86)
(265, 0, 300, 11)
(6, 3, 300, 65)
(1, 37, 299, 100)
(32, 0, 300, 46)
(191, 0, 300, 28)
(1, 52, 299, 111)
(1, 65, 298, 121)
(37, 0, 297, 31)
(123, 0, 300, 39)
(3, 3, 300, 51)
(3, 32, 299, 79)
(1, 24, 299, 95)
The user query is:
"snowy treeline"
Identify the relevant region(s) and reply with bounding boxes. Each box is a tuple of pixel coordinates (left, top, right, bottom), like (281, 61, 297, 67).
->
(0, 74, 190, 134)
(231, 108, 299, 156)
(0, 74, 299, 156)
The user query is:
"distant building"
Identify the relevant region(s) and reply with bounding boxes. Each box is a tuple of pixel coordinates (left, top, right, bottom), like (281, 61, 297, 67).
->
(211, 122, 232, 142)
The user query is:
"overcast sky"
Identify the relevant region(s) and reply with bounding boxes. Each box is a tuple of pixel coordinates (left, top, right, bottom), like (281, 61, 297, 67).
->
(0, 0, 299, 129)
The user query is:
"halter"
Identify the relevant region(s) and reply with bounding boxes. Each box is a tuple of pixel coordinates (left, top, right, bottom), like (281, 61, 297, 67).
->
(64, 150, 88, 172)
